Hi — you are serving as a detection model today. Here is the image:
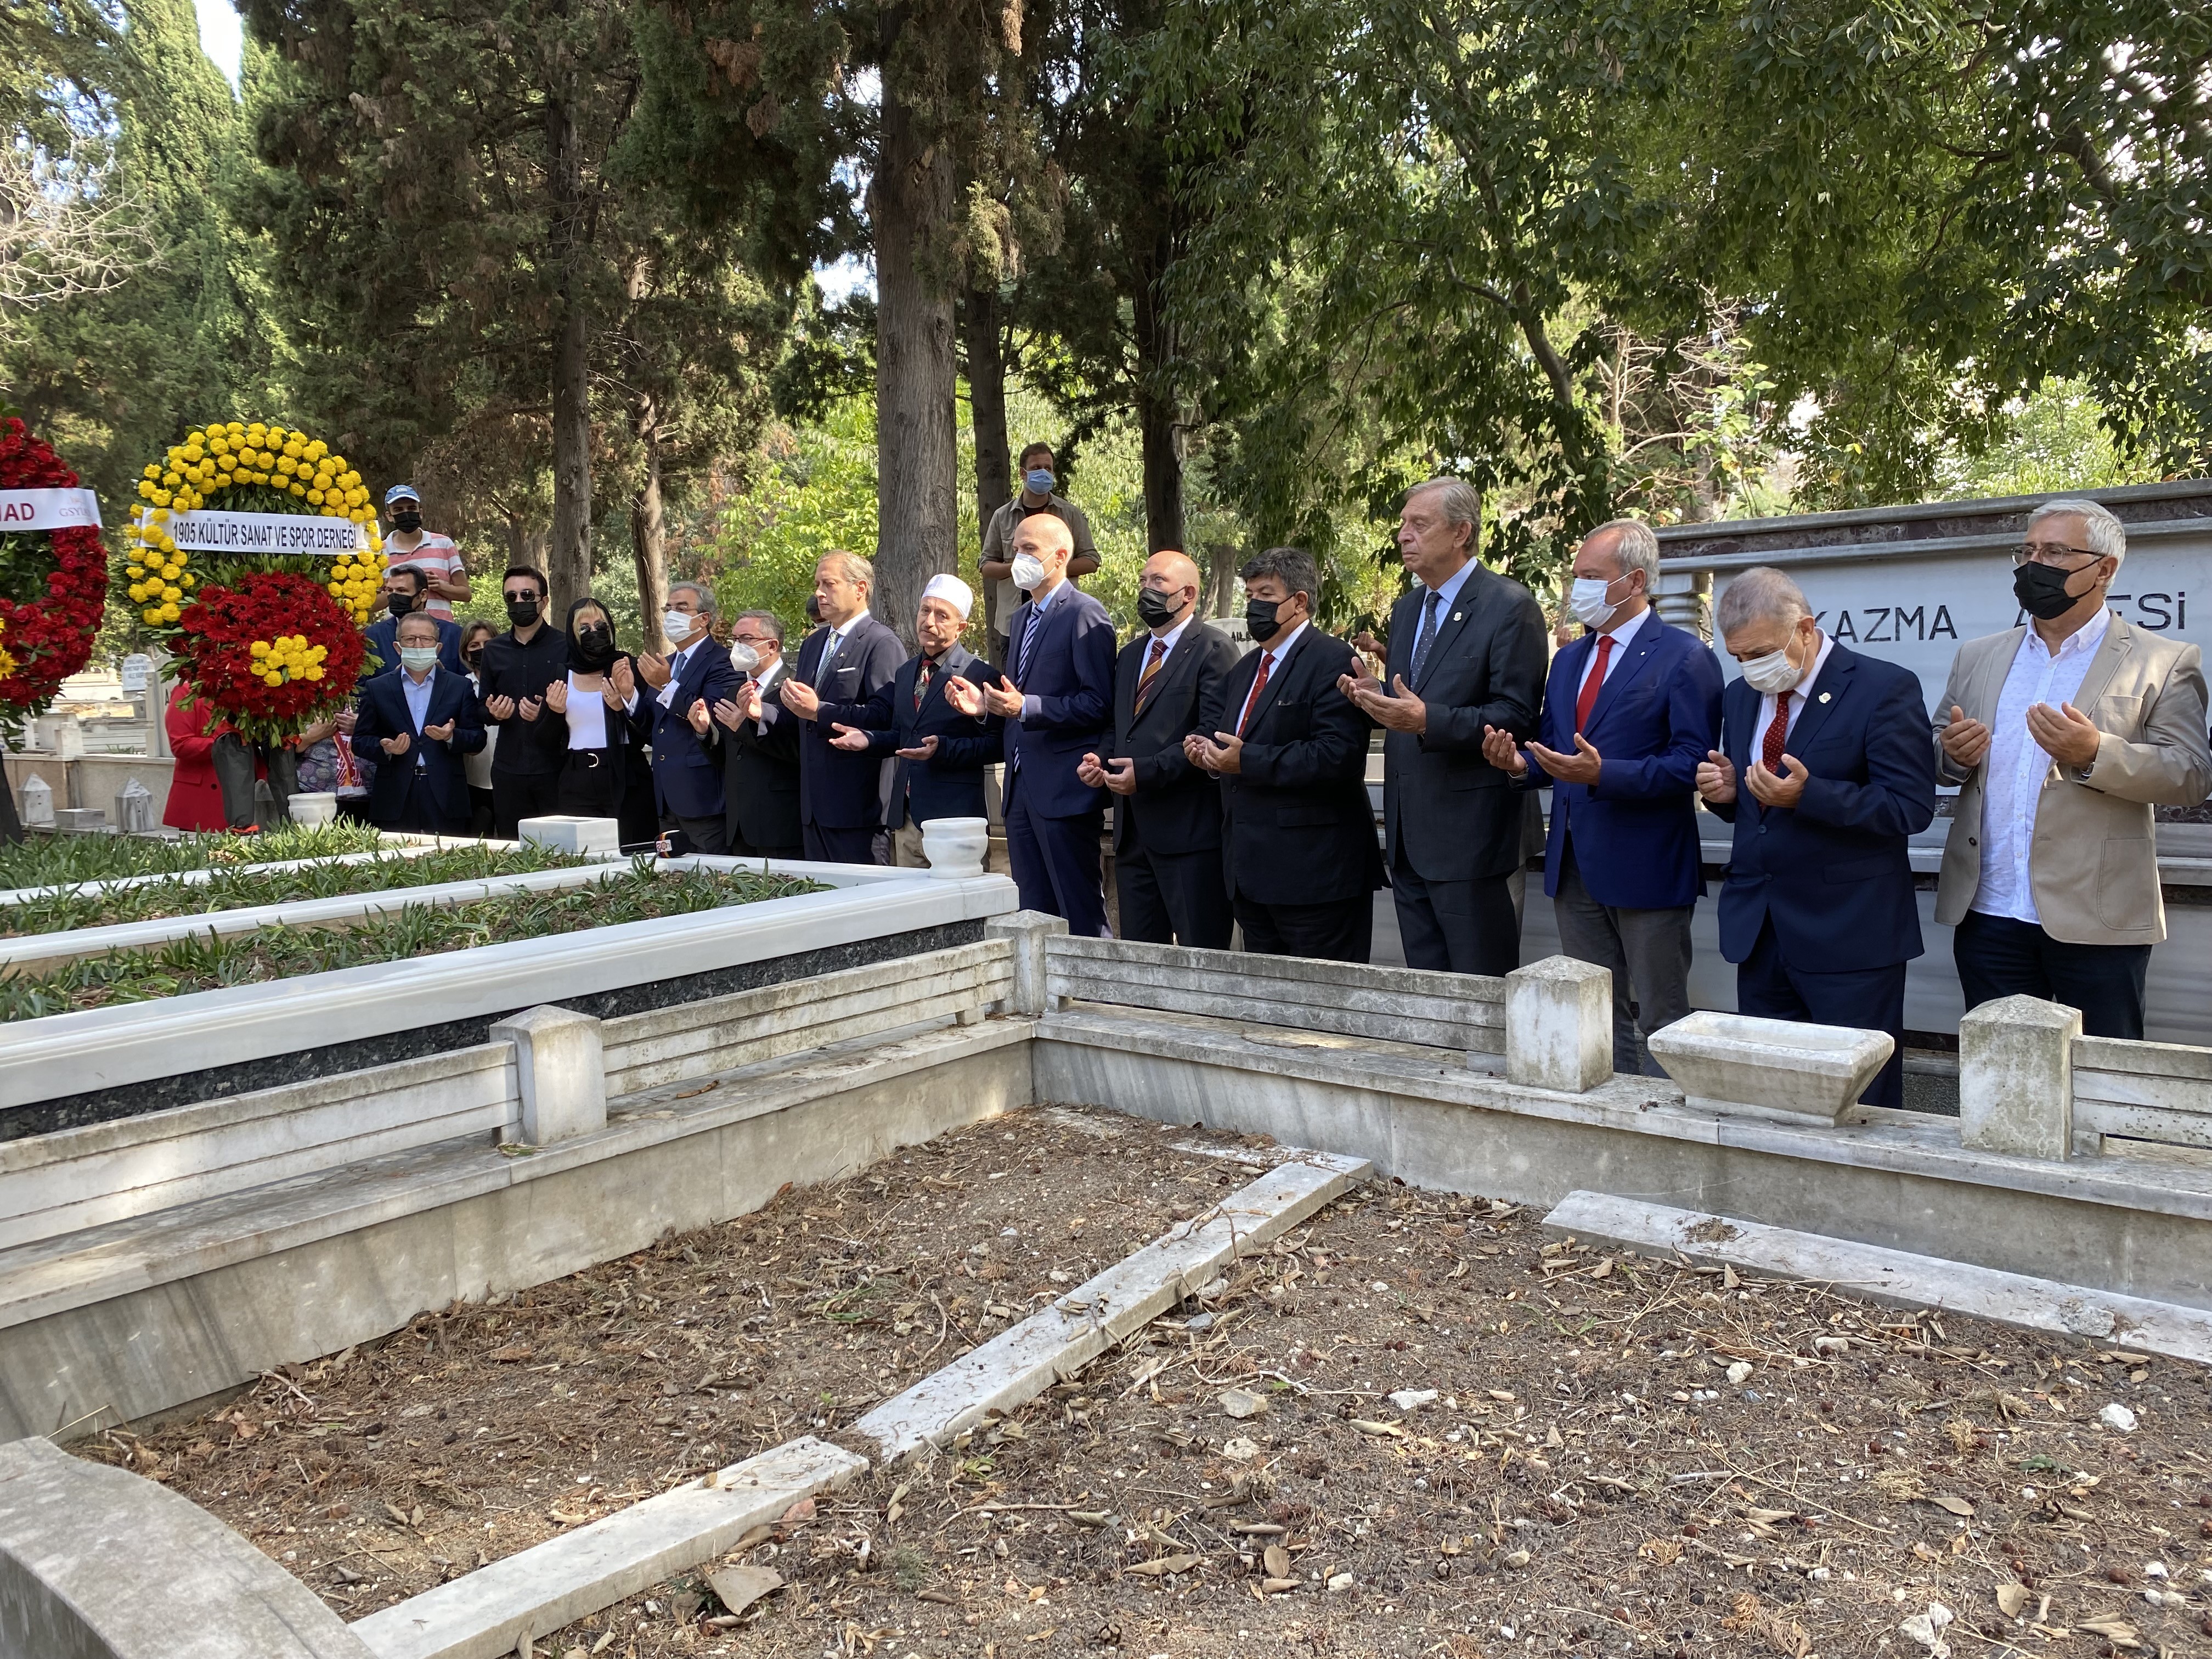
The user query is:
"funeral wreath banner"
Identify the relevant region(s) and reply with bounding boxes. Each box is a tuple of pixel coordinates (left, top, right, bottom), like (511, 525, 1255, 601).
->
(120, 420, 382, 742)
(0, 416, 109, 716)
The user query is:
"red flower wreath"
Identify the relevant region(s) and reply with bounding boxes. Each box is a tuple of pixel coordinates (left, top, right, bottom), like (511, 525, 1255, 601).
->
(0, 416, 108, 713)
(173, 571, 367, 742)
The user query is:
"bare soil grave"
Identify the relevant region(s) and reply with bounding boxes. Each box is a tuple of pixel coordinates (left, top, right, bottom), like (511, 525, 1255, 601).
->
(80, 1109, 2212, 1659)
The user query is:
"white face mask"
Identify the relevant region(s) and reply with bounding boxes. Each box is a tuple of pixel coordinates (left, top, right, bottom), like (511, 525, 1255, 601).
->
(398, 645, 441, 674)
(1567, 576, 1621, 630)
(1739, 642, 1804, 695)
(729, 641, 760, 676)
(1009, 552, 1047, 594)
(663, 610, 697, 644)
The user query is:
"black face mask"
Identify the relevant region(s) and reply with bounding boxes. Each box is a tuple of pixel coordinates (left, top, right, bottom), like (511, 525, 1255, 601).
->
(574, 623, 615, 665)
(505, 596, 540, 628)
(385, 591, 415, 618)
(1136, 588, 1183, 629)
(2013, 560, 2093, 621)
(1245, 597, 1286, 644)
(391, 510, 422, 533)
(464, 647, 484, 667)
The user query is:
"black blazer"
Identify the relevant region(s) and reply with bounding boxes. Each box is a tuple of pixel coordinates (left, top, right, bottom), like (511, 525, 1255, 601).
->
(1108, 620, 1238, 855)
(1380, 562, 1548, 883)
(817, 644, 1003, 829)
(715, 663, 803, 854)
(1216, 624, 1382, 906)
(351, 665, 485, 832)
(792, 613, 906, 831)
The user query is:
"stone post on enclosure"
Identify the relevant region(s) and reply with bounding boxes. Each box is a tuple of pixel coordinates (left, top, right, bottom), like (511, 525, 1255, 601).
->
(1505, 955, 1614, 1094)
(986, 910, 1067, 1017)
(1959, 994, 2077, 1160)
(492, 1005, 607, 1146)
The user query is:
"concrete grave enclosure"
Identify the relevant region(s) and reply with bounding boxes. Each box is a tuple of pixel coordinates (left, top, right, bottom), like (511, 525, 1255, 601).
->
(5, 881, 2212, 1656)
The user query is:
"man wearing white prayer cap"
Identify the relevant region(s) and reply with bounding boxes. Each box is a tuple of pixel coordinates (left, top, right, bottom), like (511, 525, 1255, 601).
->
(809, 567, 1004, 867)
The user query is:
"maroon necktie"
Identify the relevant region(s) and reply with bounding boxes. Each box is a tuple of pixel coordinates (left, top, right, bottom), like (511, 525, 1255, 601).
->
(1237, 651, 1273, 736)
(1761, 689, 1794, 774)
(1573, 634, 1613, 734)
(915, 657, 935, 711)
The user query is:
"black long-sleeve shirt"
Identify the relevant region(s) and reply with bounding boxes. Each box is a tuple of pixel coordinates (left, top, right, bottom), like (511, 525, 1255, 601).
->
(475, 624, 572, 777)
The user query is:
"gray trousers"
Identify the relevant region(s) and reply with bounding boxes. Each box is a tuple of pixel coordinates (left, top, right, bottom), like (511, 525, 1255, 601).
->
(1553, 843, 1694, 1077)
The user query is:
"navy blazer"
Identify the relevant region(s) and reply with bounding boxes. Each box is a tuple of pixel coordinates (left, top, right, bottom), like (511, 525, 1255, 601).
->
(1380, 563, 1548, 883)
(633, 638, 741, 822)
(351, 664, 484, 831)
(792, 613, 906, 831)
(1706, 642, 1937, 973)
(362, 612, 465, 680)
(1516, 616, 1724, 910)
(1004, 583, 1115, 818)
(1108, 620, 1239, 856)
(817, 644, 1002, 829)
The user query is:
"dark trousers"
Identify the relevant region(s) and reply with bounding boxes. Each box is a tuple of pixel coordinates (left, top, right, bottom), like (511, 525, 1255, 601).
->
(671, 814, 729, 857)
(1116, 835, 1234, 950)
(1006, 792, 1108, 938)
(804, 822, 881, 864)
(467, 785, 495, 837)
(1954, 909, 2151, 1041)
(1392, 856, 1520, 977)
(379, 769, 460, 837)
(1234, 888, 1372, 964)
(1738, 915, 1908, 1110)
(1552, 842, 1695, 1076)
(490, 769, 562, 838)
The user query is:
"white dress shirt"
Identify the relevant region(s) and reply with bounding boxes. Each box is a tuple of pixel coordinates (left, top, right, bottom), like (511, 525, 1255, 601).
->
(1971, 606, 2112, 925)
(751, 656, 786, 733)
(656, 636, 705, 709)
(1235, 619, 1310, 732)
(1574, 603, 1651, 701)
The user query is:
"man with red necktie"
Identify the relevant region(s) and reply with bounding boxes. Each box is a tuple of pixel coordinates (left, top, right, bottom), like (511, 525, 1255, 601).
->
(1694, 566, 1937, 1110)
(1482, 519, 1723, 1075)
(1079, 550, 1239, 947)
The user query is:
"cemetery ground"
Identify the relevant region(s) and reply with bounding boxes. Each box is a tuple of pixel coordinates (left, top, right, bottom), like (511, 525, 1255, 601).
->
(81, 1108, 2212, 1659)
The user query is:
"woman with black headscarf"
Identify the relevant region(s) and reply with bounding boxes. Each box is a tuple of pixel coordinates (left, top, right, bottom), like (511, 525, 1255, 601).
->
(538, 596, 654, 845)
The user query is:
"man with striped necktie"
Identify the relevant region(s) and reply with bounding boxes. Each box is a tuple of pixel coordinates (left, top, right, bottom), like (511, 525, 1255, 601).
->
(1695, 566, 1937, 1110)
(1079, 550, 1239, 947)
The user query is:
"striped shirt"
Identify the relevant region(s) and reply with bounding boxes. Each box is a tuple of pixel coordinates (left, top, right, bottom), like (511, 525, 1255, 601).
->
(386, 533, 465, 615)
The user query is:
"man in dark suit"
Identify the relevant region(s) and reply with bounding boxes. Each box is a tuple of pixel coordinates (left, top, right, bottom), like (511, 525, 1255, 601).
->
(1189, 545, 1381, 962)
(1338, 476, 1545, 977)
(363, 565, 464, 680)
(820, 574, 1002, 866)
(1483, 519, 1725, 1073)
(351, 609, 485, 833)
(710, 610, 803, 859)
(1695, 566, 1937, 1110)
(1078, 550, 1238, 948)
(776, 551, 907, 864)
(945, 515, 1115, 933)
(639, 579, 740, 855)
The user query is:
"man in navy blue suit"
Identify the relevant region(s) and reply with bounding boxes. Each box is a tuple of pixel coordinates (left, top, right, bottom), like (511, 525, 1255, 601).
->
(1483, 520, 1723, 1074)
(776, 551, 908, 863)
(819, 574, 1002, 867)
(1695, 566, 1937, 1109)
(351, 609, 485, 833)
(640, 579, 740, 854)
(945, 515, 1115, 934)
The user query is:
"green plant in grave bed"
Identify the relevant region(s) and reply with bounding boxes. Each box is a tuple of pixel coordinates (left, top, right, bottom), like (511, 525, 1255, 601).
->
(0, 867, 823, 1020)
(0, 820, 387, 890)
(1, 842, 598, 936)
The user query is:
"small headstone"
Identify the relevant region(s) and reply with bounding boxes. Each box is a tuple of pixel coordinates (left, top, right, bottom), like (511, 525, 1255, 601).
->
(54, 806, 108, 833)
(518, 814, 619, 856)
(114, 777, 154, 834)
(19, 774, 52, 828)
(119, 652, 151, 694)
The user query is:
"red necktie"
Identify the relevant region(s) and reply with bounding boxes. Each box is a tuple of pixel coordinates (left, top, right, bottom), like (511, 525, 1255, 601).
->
(1573, 634, 1613, 734)
(1762, 689, 1795, 774)
(915, 657, 934, 711)
(1237, 650, 1273, 736)
(1133, 637, 1167, 715)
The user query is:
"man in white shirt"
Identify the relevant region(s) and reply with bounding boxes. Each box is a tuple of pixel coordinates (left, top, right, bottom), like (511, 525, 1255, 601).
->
(1933, 498, 2211, 1039)
(1080, 550, 1239, 946)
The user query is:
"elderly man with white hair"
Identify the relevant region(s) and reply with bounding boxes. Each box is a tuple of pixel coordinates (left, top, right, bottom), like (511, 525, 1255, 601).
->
(1695, 565, 1937, 1110)
(812, 573, 1004, 868)
(777, 550, 909, 863)
(1932, 498, 2211, 1039)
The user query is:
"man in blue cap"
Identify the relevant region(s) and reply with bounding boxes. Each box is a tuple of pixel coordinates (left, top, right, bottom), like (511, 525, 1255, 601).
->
(381, 484, 471, 617)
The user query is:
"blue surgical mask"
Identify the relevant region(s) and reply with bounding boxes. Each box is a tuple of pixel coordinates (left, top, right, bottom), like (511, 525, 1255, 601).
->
(1024, 468, 1056, 495)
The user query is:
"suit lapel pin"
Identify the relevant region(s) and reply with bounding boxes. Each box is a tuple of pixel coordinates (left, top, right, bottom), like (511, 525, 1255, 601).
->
(1818, 691, 1831, 703)
(1452, 613, 1463, 623)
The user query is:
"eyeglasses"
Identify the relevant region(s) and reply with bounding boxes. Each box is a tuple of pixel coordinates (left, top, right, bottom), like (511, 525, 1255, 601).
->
(2013, 541, 2102, 569)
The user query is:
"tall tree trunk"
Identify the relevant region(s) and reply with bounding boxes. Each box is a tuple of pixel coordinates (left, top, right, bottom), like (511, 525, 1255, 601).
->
(546, 87, 594, 615)
(963, 283, 1011, 638)
(1132, 241, 1185, 553)
(630, 394, 669, 654)
(871, 12, 959, 650)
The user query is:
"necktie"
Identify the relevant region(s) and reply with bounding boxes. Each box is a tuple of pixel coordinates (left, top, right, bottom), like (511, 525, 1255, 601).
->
(1016, 596, 1045, 685)
(1573, 634, 1614, 734)
(1237, 650, 1273, 736)
(915, 657, 935, 711)
(1761, 689, 1795, 774)
(1409, 589, 1442, 681)
(1133, 637, 1168, 715)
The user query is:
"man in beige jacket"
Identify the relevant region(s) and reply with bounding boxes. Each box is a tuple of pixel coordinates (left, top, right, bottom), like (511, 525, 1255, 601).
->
(1933, 498, 2211, 1039)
